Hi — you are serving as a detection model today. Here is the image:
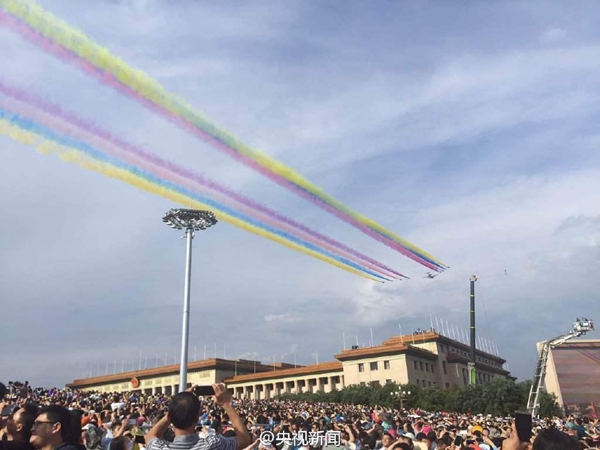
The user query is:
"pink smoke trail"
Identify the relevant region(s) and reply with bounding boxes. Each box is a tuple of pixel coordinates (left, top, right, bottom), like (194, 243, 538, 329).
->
(0, 10, 439, 272)
(0, 80, 403, 279)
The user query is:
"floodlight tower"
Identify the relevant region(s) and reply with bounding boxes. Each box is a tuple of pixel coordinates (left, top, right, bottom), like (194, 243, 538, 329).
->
(163, 209, 217, 392)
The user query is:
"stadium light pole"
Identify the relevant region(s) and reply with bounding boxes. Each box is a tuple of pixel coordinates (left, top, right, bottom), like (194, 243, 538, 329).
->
(163, 208, 217, 392)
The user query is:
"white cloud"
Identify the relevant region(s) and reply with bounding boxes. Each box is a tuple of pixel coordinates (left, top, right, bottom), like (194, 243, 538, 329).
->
(264, 313, 301, 324)
(541, 27, 567, 43)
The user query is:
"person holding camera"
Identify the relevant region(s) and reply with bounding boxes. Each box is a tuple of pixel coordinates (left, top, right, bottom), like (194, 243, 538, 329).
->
(145, 384, 250, 450)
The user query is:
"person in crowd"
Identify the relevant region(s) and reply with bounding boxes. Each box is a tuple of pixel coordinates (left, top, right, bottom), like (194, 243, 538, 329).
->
(0, 403, 38, 450)
(145, 384, 251, 450)
(29, 405, 80, 450)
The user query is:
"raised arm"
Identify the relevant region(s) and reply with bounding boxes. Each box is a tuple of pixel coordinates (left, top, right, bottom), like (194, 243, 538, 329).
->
(213, 383, 252, 450)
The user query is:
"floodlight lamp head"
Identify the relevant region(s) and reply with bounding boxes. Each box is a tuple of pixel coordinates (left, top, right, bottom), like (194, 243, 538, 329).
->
(470, 274, 478, 282)
(162, 208, 218, 232)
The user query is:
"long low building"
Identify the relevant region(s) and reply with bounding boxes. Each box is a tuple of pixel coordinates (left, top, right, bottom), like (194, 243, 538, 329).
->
(67, 331, 511, 398)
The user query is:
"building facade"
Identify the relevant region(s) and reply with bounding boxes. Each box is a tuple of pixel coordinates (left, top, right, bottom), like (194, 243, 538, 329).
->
(67, 331, 510, 397)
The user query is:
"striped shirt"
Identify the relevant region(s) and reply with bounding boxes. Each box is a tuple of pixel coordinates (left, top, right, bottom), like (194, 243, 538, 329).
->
(147, 434, 237, 450)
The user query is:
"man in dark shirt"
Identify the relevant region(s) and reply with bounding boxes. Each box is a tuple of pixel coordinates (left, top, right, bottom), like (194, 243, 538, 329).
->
(1, 403, 38, 450)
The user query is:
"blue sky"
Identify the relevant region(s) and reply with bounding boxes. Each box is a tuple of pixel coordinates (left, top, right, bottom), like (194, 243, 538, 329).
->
(1, 0, 599, 387)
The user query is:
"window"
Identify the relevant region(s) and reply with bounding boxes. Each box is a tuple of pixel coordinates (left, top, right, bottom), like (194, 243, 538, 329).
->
(386, 379, 392, 384)
(428, 381, 432, 387)
(370, 362, 378, 371)
(384, 360, 391, 370)
(443, 361, 447, 374)
(431, 365, 435, 374)
(425, 364, 429, 372)
(440, 345, 444, 353)
(358, 363, 364, 373)
(414, 361, 418, 370)
(445, 383, 450, 389)
(360, 382, 366, 386)
(420, 362, 424, 371)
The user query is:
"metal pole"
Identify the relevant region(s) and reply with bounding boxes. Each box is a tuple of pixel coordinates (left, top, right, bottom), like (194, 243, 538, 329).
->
(179, 228, 194, 392)
(470, 278, 476, 361)
(470, 275, 477, 385)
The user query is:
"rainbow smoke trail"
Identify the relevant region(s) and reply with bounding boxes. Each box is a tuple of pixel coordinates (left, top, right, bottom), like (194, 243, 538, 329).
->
(0, 81, 404, 280)
(0, 108, 392, 282)
(0, 1, 448, 273)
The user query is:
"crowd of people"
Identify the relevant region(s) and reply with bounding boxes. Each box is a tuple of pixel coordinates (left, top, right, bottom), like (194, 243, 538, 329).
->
(1, 380, 598, 450)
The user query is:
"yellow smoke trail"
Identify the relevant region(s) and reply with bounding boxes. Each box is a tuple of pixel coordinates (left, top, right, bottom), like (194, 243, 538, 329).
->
(0, 0, 446, 269)
(0, 119, 382, 282)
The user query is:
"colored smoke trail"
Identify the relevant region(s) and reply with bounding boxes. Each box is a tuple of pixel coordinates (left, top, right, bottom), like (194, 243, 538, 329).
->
(0, 81, 404, 279)
(0, 110, 392, 282)
(0, 1, 447, 272)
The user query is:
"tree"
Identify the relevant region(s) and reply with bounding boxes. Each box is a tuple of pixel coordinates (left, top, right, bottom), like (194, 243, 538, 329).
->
(480, 378, 524, 415)
(272, 378, 560, 416)
(538, 391, 562, 418)
(418, 387, 446, 412)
